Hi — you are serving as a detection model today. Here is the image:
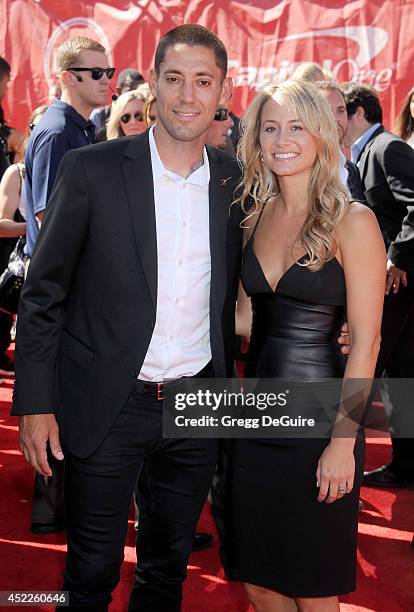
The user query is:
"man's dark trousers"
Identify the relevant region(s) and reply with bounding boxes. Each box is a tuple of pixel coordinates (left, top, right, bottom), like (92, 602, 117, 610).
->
(374, 279, 414, 481)
(62, 384, 217, 611)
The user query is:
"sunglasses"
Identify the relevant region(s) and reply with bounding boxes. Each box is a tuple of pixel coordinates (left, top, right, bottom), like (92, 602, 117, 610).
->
(69, 67, 116, 80)
(121, 112, 144, 124)
(214, 108, 229, 121)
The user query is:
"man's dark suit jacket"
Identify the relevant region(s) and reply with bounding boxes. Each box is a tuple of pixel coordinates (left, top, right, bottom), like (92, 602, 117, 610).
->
(11, 131, 243, 457)
(357, 125, 414, 273)
(345, 159, 365, 202)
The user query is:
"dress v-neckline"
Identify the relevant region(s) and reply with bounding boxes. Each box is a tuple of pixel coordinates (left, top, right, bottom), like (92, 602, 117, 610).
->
(247, 236, 343, 294)
(250, 237, 308, 293)
(246, 202, 309, 293)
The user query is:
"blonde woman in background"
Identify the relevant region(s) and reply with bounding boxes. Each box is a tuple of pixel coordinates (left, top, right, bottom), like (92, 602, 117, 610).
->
(143, 94, 157, 127)
(106, 84, 150, 139)
(0, 105, 48, 238)
(231, 80, 385, 611)
(291, 61, 332, 82)
(0, 104, 48, 371)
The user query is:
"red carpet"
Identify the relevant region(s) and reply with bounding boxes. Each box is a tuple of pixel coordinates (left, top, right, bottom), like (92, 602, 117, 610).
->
(1, 373, 413, 611)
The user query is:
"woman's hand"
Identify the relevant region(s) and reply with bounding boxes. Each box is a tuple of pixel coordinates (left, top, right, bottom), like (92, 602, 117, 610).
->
(316, 439, 355, 503)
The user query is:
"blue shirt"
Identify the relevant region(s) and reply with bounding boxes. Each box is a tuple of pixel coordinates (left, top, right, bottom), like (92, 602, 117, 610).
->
(24, 100, 95, 256)
(351, 122, 381, 164)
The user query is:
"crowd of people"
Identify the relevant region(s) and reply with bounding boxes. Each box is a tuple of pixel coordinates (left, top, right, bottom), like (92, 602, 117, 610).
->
(0, 22, 413, 612)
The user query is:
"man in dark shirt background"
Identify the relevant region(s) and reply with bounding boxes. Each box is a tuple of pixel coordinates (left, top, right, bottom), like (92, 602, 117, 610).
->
(25, 35, 112, 533)
(25, 36, 112, 257)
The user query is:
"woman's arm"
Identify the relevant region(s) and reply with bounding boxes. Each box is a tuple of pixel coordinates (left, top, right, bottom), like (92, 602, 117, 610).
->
(0, 164, 26, 237)
(338, 202, 386, 378)
(317, 202, 386, 503)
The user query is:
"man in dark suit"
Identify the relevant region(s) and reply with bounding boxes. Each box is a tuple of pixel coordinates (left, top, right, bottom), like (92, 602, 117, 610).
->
(343, 82, 414, 489)
(12, 25, 241, 611)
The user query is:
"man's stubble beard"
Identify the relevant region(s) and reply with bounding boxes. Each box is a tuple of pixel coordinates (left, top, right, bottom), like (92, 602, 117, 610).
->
(157, 114, 209, 144)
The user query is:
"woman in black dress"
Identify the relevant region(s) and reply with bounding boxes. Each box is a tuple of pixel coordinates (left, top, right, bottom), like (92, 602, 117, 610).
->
(232, 80, 386, 611)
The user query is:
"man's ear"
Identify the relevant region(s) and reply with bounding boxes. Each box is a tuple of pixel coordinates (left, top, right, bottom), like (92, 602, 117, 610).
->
(148, 69, 158, 98)
(219, 76, 233, 108)
(60, 70, 77, 89)
(355, 106, 366, 123)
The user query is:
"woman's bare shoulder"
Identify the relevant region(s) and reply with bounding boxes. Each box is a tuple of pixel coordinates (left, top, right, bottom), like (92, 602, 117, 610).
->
(337, 201, 378, 233)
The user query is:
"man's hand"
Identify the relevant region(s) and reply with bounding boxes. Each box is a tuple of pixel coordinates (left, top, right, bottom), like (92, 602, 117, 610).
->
(338, 322, 351, 355)
(386, 259, 407, 295)
(19, 414, 64, 476)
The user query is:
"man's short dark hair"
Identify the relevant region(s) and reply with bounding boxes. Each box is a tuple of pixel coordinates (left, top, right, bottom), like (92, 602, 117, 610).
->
(341, 82, 382, 124)
(154, 24, 227, 79)
(0, 57, 11, 79)
(117, 68, 144, 88)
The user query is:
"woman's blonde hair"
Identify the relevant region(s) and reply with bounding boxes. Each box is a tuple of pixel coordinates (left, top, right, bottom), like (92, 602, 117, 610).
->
(106, 84, 150, 140)
(143, 95, 157, 127)
(236, 79, 349, 271)
(291, 62, 326, 82)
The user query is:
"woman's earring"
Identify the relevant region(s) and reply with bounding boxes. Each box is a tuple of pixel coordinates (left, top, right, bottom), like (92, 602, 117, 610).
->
(260, 152, 264, 163)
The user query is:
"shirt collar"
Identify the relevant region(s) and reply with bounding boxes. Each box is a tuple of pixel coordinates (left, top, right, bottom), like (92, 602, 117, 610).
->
(149, 125, 210, 187)
(53, 99, 96, 133)
(351, 122, 381, 163)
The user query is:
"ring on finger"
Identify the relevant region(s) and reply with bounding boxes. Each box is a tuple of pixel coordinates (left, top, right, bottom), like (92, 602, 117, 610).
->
(338, 487, 346, 494)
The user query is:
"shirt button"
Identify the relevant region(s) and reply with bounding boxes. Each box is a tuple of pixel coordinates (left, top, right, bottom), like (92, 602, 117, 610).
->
(178, 259, 183, 266)
(182, 221, 187, 227)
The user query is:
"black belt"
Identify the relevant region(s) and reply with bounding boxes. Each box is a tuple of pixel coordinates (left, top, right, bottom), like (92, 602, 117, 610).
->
(137, 361, 214, 400)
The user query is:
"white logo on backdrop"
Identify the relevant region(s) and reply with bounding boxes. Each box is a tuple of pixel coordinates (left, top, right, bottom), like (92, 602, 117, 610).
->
(263, 26, 388, 68)
(229, 25, 393, 92)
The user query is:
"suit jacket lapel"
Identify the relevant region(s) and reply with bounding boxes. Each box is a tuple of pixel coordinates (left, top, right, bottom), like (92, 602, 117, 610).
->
(358, 125, 384, 184)
(122, 132, 157, 311)
(207, 147, 236, 360)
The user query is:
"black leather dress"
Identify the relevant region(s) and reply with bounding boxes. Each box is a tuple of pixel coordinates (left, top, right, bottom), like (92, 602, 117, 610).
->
(229, 220, 365, 597)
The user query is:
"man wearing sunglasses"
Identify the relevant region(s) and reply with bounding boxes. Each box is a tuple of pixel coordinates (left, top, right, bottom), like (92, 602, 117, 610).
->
(23, 36, 113, 538)
(206, 107, 234, 153)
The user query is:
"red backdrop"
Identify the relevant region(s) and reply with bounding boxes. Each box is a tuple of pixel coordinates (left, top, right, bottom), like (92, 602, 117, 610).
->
(0, 0, 413, 131)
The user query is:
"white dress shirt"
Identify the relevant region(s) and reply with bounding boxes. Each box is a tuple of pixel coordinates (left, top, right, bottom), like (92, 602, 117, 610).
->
(138, 126, 212, 382)
(351, 122, 381, 164)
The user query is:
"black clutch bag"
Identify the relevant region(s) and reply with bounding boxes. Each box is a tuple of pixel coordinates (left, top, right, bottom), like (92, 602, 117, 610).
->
(0, 236, 27, 315)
